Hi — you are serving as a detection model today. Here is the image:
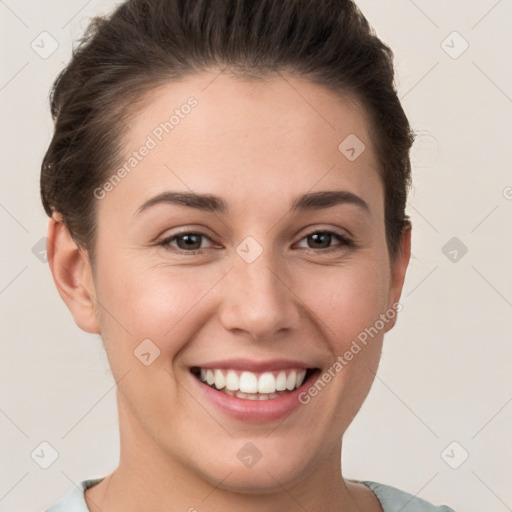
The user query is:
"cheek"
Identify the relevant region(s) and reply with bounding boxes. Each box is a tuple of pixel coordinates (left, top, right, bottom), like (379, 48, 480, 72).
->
(303, 259, 390, 347)
(95, 260, 217, 355)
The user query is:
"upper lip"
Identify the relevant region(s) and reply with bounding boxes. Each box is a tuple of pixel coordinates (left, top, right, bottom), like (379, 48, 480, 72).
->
(190, 358, 316, 372)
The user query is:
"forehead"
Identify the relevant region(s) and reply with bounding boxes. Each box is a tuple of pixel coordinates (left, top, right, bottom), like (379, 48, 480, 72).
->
(99, 71, 383, 219)
(126, 70, 375, 157)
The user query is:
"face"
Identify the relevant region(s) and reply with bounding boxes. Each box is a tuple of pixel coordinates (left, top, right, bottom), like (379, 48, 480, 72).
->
(52, 71, 410, 493)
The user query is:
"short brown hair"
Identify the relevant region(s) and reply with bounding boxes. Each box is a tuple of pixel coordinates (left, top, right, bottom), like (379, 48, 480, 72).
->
(41, 0, 415, 265)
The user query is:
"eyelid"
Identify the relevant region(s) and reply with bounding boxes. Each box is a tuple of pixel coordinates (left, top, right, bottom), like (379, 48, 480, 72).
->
(156, 225, 217, 243)
(295, 223, 354, 240)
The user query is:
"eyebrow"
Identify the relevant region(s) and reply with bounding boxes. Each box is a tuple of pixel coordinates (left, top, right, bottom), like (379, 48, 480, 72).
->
(135, 190, 370, 216)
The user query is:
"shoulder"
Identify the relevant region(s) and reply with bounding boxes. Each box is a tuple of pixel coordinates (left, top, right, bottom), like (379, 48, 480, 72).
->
(43, 478, 105, 512)
(349, 479, 457, 512)
(43, 476, 457, 512)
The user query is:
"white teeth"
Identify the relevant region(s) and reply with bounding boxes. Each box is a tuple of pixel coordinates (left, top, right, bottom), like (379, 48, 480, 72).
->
(196, 367, 309, 396)
(296, 369, 306, 387)
(257, 372, 275, 394)
(225, 370, 239, 391)
(275, 371, 287, 391)
(286, 370, 297, 391)
(214, 369, 225, 390)
(220, 389, 294, 400)
(239, 371, 258, 393)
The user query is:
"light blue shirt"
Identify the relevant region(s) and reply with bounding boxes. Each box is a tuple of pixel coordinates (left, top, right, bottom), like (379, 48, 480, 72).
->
(44, 476, 456, 511)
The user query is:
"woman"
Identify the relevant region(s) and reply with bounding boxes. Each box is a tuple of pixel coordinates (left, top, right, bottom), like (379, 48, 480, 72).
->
(41, 0, 456, 510)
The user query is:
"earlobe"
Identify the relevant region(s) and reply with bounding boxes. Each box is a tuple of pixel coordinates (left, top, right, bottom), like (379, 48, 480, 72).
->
(46, 215, 101, 334)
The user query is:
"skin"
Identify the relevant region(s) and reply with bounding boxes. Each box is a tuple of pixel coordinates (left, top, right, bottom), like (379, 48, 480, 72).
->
(47, 70, 411, 512)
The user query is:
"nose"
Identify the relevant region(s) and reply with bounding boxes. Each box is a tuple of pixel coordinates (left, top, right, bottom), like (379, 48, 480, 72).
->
(218, 247, 302, 341)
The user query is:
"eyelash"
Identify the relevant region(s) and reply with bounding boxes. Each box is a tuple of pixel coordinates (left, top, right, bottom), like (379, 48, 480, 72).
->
(157, 229, 355, 256)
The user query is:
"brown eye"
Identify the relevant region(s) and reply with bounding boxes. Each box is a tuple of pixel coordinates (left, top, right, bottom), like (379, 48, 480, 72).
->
(307, 232, 333, 249)
(174, 233, 203, 250)
(296, 230, 354, 252)
(159, 232, 215, 253)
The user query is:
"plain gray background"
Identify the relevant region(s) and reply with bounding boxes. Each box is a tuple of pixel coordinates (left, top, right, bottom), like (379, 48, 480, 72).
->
(1, 1, 511, 511)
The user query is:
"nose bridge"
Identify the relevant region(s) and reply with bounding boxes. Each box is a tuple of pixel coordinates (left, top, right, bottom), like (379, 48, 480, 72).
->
(219, 239, 300, 340)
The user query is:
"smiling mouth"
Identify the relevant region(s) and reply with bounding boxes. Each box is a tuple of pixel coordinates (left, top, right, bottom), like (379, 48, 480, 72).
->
(190, 367, 318, 400)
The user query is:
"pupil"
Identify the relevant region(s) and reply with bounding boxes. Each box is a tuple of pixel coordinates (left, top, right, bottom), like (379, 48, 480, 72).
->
(310, 233, 330, 249)
(179, 234, 200, 250)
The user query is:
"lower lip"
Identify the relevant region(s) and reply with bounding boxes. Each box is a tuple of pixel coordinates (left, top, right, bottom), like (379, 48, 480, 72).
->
(190, 370, 319, 423)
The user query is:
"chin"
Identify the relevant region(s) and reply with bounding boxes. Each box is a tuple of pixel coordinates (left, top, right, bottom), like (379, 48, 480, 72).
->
(191, 443, 316, 495)
(215, 465, 306, 495)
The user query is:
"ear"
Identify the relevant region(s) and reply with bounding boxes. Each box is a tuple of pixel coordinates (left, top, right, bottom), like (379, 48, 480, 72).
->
(385, 223, 412, 331)
(46, 214, 101, 334)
